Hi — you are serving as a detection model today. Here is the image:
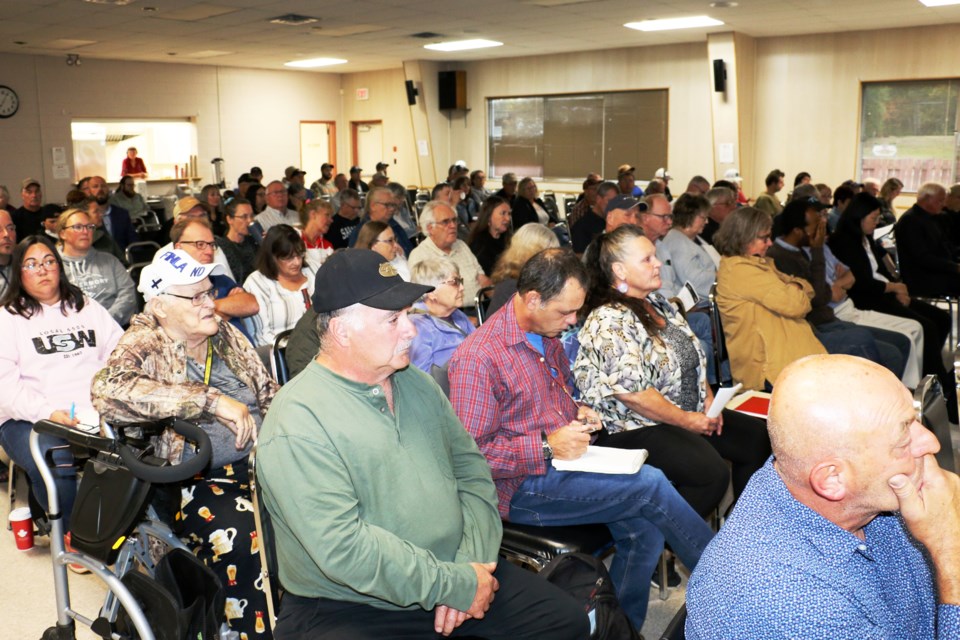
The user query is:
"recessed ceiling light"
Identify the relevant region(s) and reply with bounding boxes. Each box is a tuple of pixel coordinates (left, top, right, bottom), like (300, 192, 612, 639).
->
(284, 57, 347, 68)
(710, 1, 738, 7)
(624, 16, 724, 32)
(919, 0, 960, 6)
(424, 39, 503, 52)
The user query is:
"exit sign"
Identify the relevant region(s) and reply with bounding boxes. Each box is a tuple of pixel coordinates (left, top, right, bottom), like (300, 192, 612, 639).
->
(356, 88, 369, 100)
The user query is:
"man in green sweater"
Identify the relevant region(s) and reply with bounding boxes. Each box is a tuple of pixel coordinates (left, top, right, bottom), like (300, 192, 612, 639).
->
(257, 249, 587, 639)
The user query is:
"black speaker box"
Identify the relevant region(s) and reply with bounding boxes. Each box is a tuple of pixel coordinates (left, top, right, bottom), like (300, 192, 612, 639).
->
(438, 70, 467, 110)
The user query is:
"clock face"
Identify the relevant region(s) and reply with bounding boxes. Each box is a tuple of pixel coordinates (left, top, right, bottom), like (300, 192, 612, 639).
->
(0, 86, 19, 118)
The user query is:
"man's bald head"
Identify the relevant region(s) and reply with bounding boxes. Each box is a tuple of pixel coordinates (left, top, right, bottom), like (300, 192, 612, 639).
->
(769, 355, 914, 485)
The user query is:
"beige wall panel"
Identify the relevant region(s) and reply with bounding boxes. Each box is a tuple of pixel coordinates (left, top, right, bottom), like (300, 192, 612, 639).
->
(751, 24, 960, 201)
(340, 67, 421, 187)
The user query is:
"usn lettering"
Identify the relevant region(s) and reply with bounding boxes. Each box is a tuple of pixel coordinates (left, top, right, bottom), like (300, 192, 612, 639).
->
(32, 331, 97, 355)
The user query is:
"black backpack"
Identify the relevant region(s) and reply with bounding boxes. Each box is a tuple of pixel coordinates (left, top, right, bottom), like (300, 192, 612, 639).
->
(540, 552, 641, 640)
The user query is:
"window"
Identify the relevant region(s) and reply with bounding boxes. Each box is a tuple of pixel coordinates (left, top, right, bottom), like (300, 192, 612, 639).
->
(71, 119, 198, 183)
(860, 80, 960, 192)
(488, 90, 668, 181)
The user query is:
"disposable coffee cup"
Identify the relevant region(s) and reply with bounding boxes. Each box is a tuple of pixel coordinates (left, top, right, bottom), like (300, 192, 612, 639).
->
(9, 507, 33, 551)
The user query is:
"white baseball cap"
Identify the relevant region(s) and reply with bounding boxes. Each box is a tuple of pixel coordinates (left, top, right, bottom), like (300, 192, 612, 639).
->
(138, 249, 223, 302)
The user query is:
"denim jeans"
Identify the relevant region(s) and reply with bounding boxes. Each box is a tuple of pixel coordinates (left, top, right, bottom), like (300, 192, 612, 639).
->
(814, 319, 905, 378)
(508, 464, 714, 629)
(0, 419, 77, 531)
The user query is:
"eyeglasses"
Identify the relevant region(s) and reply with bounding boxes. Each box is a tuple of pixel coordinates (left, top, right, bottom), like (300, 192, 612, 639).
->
(231, 214, 254, 221)
(373, 237, 399, 245)
(21, 258, 58, 272)
(373, 201, 399, 210)
(162, 287, 216, 306)
(442, 276, 465, 287)
(278, 253, 305, 263)
(433, 217, 458, 227)
(266, 190, 287, 196)
(178, 240, 215, 251)
(66, 224, 96, 232)
(645, 212, 674, 222)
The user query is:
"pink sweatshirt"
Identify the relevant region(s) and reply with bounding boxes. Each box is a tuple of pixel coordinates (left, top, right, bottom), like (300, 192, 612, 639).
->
(0, 298, 123, 426)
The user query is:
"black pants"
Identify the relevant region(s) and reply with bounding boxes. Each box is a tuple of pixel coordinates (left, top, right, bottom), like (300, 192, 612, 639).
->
(864, 294, 957, 420)
(594, 409, 771, 518)
(273, 560, 589, 640)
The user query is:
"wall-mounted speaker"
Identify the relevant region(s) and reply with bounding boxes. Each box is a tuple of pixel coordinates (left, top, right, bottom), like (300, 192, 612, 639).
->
(713, 59, 726, 93)
(438, 70, 467, 110)
(405, 79, 418, 106)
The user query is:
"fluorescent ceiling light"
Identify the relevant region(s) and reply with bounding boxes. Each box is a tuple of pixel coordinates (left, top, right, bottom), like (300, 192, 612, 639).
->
(424, 39, 503, 52)
(284, 57, 347, 68)
(919, 0, 960, 6)
(624, 16, 724, 32)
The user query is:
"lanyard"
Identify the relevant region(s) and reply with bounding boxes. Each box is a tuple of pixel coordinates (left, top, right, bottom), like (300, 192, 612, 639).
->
(203, 338, 213, 385)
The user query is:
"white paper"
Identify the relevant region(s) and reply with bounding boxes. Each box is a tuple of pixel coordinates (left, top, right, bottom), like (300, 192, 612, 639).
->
(873, 223, 894, 240)
(718, 143, 734, 164)
(552, 446, 648, 475)
(52, 146, 67, 164)
(707, 383, 743, 418)
(417, 139, 429, 156)
(676, 281, 700, 312)
(74, 408, 101, 434)
(52, 164, 70, 180)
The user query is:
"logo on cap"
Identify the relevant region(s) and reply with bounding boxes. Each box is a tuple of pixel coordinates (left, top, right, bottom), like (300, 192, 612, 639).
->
(379, 262, 398, 277)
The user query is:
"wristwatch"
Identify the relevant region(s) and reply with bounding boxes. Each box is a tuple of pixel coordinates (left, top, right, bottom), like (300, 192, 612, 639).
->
(541, 430, 554, 461)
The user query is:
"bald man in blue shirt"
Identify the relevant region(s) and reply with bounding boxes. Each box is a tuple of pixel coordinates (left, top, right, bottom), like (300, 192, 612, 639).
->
(686, 354, 960, 639)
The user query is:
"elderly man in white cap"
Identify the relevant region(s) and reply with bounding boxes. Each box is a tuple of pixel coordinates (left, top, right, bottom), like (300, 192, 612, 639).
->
(93, 247, 278, 637)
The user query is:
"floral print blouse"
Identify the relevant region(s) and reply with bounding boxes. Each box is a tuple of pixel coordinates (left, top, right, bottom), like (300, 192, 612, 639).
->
(573, 294, 707, 433)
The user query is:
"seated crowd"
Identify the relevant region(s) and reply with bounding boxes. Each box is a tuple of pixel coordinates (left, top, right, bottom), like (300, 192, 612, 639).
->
(2, 161, 960, 639)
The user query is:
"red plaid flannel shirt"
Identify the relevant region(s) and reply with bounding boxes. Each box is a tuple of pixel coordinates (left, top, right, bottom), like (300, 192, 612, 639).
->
(449, 299, 579, 518)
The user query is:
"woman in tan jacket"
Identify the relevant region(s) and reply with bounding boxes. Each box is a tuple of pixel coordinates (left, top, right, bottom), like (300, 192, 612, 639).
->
(712, 207, 826, 390)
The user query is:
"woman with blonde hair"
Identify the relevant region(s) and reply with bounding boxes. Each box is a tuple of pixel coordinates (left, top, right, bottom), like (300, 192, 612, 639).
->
(487, 222, 559, 315)
(298, 199, 335, 268)
(56, 208, 137, 325)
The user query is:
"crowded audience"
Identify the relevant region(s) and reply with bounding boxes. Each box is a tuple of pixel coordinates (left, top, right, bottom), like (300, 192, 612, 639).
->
(8, 158, 960, 640)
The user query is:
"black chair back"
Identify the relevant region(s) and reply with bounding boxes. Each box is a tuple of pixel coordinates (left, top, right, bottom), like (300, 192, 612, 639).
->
(708, 282, 732, 386)
(475, 285, 495, 325)
(273, 329, 293, 385)
(914, 374, 957, 472)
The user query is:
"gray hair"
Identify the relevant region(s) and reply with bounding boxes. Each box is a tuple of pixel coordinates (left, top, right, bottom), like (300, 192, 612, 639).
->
(419, 200, 454, 229)
(410, 257, 460, 289)
(0, 185, 9, 200)
(706, 186, 735, 207)
(315, 302, 364, 352)
(918, 182, 946, 202)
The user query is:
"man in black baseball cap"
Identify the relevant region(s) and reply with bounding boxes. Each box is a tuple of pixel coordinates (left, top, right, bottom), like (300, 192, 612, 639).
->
(257, 247, 588, 639)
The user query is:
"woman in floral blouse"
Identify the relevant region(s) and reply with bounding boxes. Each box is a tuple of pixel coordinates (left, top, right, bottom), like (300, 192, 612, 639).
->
(573, 224, 769, 517)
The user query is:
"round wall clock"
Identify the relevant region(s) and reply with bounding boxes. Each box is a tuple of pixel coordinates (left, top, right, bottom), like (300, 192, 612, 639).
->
(0, 85, 20, 118)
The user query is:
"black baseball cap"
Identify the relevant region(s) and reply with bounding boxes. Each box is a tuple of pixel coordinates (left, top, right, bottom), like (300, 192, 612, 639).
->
(312, 250, 434, 313)
(605, 194, 648, 214)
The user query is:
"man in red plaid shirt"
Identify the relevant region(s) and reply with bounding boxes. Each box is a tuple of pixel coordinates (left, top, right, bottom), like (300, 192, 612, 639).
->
(449, 247, 714, 630)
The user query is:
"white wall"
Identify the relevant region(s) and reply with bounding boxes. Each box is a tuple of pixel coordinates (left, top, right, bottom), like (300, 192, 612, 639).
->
(0, 53, 341, 203)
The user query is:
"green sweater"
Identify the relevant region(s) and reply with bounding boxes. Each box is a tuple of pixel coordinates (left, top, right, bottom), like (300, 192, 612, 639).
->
(257, 360, 502, 612)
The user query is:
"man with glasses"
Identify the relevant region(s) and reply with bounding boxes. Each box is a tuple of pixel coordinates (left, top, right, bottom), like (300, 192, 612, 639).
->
(347, 186, 414, 255)
(255, 180, 300, 234)
(328, 188, 361, 249)
(638, 193, 673, 242)
(408, 201, 490, 308)
(171, 217, 258, 340)
(0, 209, 15, 298)
(216, 197, 259, 284)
